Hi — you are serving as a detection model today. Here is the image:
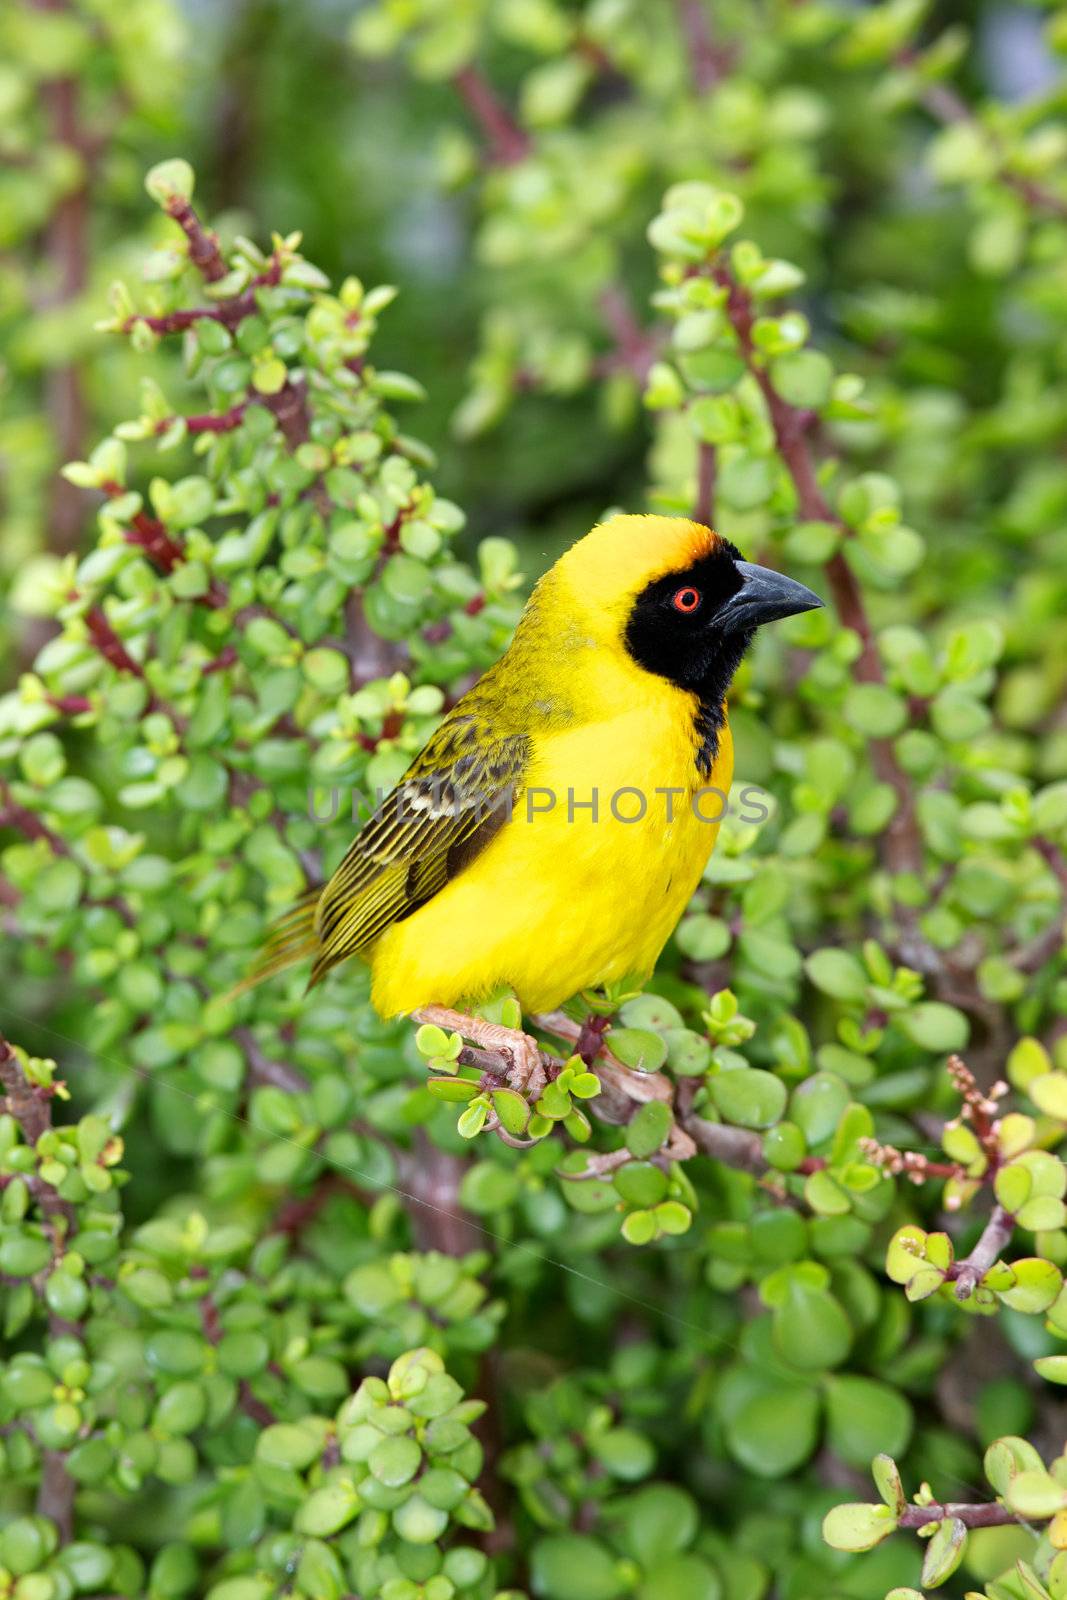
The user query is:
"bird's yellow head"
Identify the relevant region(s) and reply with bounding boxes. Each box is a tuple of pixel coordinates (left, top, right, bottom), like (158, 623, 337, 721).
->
(541, 512, 822, 708)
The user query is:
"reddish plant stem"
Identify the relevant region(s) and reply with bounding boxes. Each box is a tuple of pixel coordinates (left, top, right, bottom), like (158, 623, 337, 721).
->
(99, 483, 228, 607)
(1034, 837, 1067, 893)
(124, 508, 228, 607)
(597, 284, 661, 383)
(946, 1055, 1004, 1162)
(673, 0, 727, 92)
(715, 265, 923, 880)
(452, 65, 532, 165)
(85, 607, 145, 678)
(1006, 172, 1067, 222)
(912, 1160, 963, 1179)
(263, 379, 312, 451)
(897, 1501, 1017, 1530)
(120, 199, 311, 526)
(47, 693, 92, 714)
(0, 1037, 57, 1146)
(271, 1173, 375, 1238)
(236, 1027, 309, 1096)
(1014, 842, 1067, 973)
(900, 57, 1067, 222)
(859, 1138, 967, 1185)
(203, 645, 238, 675)
(0, 781, 71, 856)
(34, 0, 90, 557)
(165, 195, 228, 281)
(1013, 917, 1067, 975)
(237, 1382, 276, 1427)
(196, 1284, 277, 1425)
(574, 1013, 610, 1066)
(0, 1035, 79, 1540)
(176, 401, 249, 435)
(402, 1132, 486, 1256)
(85, 577, 223, 680)
(576, 35, 616, 75)
(396, 1131, 513, 1553)
(260, 380, 333, 520)
(127, 510, 185, 574)
(38, 1455, 76, 1542)
(345, 581, 410, 686)
(123, 257, 282, 336)
(535, 1013, 825, 1185)
(123, 197, 397, 699)
(124, 307, 220, 334)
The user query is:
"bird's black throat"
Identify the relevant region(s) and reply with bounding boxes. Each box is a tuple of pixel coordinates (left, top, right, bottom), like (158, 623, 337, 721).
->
(624, 544, 751, 778)
(688, 637, 750, 777)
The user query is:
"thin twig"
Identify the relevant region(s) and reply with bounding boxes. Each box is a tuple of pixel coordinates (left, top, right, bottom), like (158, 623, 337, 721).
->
(597, 284, 662, 383)
(165, 195, 228, 281)
(859, 1137, 966, 1187)
(899, 55, 1067, 221)
(263, 379, 313, 451)
(682, 1114, 767, 1175)
(84, 607, 154, 692)
(948, 1204, 1015, 1302)
(0, 1034, 78, 1539)
(452, 66, 532, 165)
(179, 402, 249, 435)
(123, 257, 282, 337)
(0, 780, 71, 857)
(399, 1131, 486, 1256)
(34, 3, 90, 555)
(236, 1027, 309, 1095)
(673, 0, 728, 92)
(197, 1288, 277, 1424)
(715, 266, 927, 897)
(271, 1173, 376, 1236)
(1012, 842, 1067, 974)
(897, 1500, 1017, 1530)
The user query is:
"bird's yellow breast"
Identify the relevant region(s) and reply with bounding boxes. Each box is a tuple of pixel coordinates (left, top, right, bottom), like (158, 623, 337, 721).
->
(368, 683, 733, 1017)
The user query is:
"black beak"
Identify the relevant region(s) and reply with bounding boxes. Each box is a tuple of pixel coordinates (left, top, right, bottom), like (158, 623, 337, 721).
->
(718, 560, 824, 634)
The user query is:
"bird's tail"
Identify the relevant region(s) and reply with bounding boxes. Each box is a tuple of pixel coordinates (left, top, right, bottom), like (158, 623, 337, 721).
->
(227, 884, 322, 998)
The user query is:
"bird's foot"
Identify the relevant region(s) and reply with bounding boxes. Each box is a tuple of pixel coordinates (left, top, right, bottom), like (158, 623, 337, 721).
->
(411, 1005, 547, 1099)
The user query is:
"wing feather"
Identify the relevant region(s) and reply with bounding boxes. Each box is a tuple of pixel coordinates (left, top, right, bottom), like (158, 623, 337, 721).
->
(308, 720, 529, 985)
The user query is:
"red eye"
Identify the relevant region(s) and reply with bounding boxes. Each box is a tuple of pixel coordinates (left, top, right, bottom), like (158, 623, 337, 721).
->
(672, 586, 701, 614)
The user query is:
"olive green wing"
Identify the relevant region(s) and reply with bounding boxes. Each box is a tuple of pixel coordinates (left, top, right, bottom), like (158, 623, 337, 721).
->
(309, 712, 530, 986)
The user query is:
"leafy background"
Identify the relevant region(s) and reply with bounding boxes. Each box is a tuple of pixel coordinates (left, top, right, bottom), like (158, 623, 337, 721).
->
(4, 2, 1067, 1599)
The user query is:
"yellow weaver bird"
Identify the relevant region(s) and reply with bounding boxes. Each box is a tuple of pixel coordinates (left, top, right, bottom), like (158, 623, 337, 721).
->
(252, 514, 821, 1077)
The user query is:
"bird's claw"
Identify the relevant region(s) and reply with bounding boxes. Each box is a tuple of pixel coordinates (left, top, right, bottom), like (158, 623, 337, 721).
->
(503, 1030, 547, 1100)
(411, 1006, 547, 1101)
